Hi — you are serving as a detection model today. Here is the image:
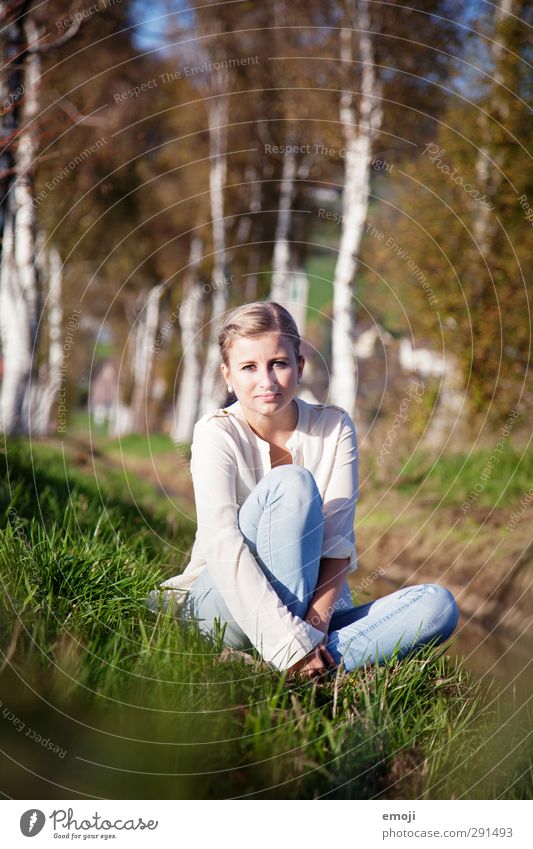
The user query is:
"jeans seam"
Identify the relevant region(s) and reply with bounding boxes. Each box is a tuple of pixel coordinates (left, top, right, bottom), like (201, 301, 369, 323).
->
(332, 586, 430, 651)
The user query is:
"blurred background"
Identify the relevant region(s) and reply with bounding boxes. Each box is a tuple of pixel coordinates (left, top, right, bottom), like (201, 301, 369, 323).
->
(1, 0, 531, 440)
(0, 0, 531, 799)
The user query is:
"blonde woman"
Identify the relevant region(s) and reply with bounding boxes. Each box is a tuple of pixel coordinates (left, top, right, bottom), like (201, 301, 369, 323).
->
(151, 302, 458, 679)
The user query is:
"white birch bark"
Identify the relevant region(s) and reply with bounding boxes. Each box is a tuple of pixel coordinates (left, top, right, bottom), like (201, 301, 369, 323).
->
(31, 244, 64, 435)
(123, 282, 164, 434)
(472, 0, 515, 257)
(233, 167, 261, 251)
(270, 153, 313, 335)
(330, 1, 383, 416)
(117, 283, 164, 436)
(0, 14, 41, 435)
(200, 86, 230, 415)
(270, 149, 297, 302)
(0, 208, 30, 434)
(172, 235, 204, 443)
(234, 167, 261, 303)
(424, 355, 464, 450)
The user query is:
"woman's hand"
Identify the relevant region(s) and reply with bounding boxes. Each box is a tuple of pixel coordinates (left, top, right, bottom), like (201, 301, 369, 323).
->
(287, 642, 337, 681)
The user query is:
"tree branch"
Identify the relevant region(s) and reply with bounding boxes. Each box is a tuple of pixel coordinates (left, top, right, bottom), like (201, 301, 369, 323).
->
(27, 1, 84, 53)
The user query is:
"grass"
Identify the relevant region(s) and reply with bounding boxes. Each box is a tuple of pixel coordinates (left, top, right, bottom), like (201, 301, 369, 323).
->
(64, 411, 181, 458)
(0, 438, 531, 799)
(393, 446, 533, 510)
(103, 432, 178, 458)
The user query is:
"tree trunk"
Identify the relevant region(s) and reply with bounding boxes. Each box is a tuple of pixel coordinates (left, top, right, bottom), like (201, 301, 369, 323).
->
(330, 1, 382, 416)
(31, 243, 64, 435)
(235, 167, 261, 303)
(284, 268, 309, 337)
(424, 355, 464, 450)
(472, 0, 515, 258)
(269, 152, 312, 336)
(270, 148, 297, 302)
(172, 235, 204, 443)
(200, 87, 229, 415)
(124, 282, 164, 434)
(0, 11, 42, 435)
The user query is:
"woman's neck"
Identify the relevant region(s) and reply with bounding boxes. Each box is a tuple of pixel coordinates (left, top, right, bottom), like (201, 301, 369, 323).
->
(243, 398, 298, 443)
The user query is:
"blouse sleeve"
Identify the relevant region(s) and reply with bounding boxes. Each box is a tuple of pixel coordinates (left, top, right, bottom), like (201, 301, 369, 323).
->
(320, 411, 359, 573)
(190, 420, 325, 670)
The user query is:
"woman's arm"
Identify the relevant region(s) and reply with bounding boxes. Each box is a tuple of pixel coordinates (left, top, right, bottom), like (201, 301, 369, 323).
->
(320, 411, 359, 569)
(307, 410, 358, 635)
(191, 421, 325, 670)
(304, 556, 350, 634)
(285, 557, 349, 680)
(287, 410, 358, 679)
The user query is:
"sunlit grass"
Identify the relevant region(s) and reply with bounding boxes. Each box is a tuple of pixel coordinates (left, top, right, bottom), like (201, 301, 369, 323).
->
(0, 438, 530, 799)
(368, 446, 533, 511)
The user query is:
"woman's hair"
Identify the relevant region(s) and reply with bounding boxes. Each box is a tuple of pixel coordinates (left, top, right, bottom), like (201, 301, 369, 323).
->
(218, 301, 301, 365)
(218, 302, 301, 406)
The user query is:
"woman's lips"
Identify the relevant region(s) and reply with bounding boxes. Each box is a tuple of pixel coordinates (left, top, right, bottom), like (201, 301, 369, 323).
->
(256, 393, 280, 400)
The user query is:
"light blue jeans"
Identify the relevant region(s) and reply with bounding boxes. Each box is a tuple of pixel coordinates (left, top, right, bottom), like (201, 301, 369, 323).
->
(185, 466, 459, 672)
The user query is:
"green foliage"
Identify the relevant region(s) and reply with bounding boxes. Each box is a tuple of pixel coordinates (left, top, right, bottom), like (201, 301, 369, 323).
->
(366, 1, 532, 422)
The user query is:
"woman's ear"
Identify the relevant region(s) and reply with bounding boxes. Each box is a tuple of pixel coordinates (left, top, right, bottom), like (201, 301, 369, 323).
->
(298, 354, 305, 379)
(220, 362, 229, 383)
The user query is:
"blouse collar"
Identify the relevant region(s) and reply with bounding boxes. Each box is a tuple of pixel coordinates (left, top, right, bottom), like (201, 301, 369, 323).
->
(226, 396, 309, 453)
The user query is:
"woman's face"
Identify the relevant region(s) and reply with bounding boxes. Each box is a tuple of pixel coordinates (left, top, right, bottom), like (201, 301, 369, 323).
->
(220, 331, 304, 421)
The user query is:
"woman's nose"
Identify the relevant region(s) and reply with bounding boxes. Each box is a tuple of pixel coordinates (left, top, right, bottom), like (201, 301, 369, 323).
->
(257, 368, 277, 388)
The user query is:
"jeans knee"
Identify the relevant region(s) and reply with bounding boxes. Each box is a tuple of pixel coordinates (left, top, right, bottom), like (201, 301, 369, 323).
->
(422, 583, 459, 640)
(266, 465, 322, 506)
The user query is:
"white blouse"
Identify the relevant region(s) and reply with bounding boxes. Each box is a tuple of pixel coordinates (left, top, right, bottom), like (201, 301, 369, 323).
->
(160, 396, 359, 670)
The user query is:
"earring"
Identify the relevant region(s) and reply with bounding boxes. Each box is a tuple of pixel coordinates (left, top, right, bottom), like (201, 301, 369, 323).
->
(227, 385, 233, 392)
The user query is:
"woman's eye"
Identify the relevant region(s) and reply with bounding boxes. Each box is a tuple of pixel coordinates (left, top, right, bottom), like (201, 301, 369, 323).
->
(241, 361, 287, 371)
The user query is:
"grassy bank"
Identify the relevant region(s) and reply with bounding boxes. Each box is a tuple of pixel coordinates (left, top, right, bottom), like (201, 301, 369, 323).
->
(357, 443, 533, 655)
(0, 438, 530, 799)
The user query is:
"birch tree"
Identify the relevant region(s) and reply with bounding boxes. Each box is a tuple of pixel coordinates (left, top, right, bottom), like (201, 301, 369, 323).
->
(265, 1, 318, 336)
(0, 2, 81, 435)
(31, 243, 64, 435)
(270, 148, 297, 302)
(236, 167, 262, 303)
(0, 8, 42, 434)
(172, 236, 204, 443)
(267, 150, 311, 336)
(472, 0, 516, 258)
(199, 82, 230, 415)
(126, 282, 165, 435)
(330, 0, 383, 415)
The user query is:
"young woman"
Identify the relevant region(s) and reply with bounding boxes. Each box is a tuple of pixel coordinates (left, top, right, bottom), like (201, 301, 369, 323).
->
(152, 302, 458, 679)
